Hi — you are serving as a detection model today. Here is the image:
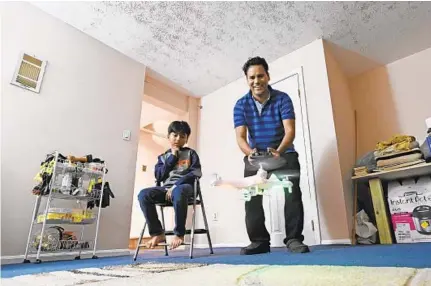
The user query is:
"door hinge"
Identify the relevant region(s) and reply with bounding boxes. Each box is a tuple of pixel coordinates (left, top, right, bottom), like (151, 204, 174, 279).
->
(298, 89, 301, 97)
(311, 220, 315, 231)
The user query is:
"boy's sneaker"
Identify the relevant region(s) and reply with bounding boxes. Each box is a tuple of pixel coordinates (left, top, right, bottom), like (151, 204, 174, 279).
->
(286, 239, 310, 253)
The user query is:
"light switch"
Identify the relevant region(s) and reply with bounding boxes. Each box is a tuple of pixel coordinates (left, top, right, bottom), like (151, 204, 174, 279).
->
(122, 130, 131, 141)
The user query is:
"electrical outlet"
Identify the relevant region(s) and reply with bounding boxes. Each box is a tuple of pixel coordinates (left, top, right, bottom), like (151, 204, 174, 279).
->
(212, 212, 218, 221)
(122, 130, 131, 141)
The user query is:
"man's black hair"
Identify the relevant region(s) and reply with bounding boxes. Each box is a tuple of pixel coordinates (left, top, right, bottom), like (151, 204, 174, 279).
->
(242, 56, 269, 76)
(168, 121, 191, 136)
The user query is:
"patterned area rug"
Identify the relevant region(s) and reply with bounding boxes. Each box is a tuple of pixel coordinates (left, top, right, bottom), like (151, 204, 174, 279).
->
(2, 262, 431, 285)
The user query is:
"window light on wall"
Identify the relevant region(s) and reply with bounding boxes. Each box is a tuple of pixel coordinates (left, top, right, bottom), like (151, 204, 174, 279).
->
(11, 52, 47, 93)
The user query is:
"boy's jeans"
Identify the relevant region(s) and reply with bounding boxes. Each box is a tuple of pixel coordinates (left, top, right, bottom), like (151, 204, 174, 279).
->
(138, 184, 194, 236)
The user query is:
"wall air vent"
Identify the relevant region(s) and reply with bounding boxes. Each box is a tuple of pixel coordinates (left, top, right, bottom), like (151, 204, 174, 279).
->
(11, 52, 47, 93)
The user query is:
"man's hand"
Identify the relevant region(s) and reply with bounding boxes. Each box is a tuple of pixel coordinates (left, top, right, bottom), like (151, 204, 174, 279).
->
(267, 147, 281, 158)
(165, 186, 174, 202)
(276, 119, 295, 154)
(235, 126, 255, 157)
(247, 148, 258, 163)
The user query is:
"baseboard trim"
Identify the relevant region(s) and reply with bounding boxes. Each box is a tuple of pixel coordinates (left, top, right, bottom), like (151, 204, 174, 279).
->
(131, 239, 353, 251)
(194, 243, 245, 248)
(1, 249, 130, 265)
(188, 240, 353, 249)
(320, 239, 352, 245)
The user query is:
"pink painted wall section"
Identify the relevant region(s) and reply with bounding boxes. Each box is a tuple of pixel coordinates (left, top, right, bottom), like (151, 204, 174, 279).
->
(323, 42, 357, 239)
(144, 75, 189, 113)
(187, 96, 201, 150)
(139, 100, 187, 133)
(130, 73, 200, 238)
(130, 131, 167, 238)
(143, 73, 200, 149)
(349, 47, 431, 156)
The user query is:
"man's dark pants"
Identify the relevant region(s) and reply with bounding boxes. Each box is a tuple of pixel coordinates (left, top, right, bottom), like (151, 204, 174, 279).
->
(244, 152, 305, 245)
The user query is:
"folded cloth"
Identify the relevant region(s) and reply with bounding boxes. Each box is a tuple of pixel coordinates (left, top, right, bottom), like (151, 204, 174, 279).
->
(376, 152, 423, 167)
(374, 140, 419, 158)
(375, 147, 422, 160)
(375, 135, 416, 152)
(376, 159, 425, 171)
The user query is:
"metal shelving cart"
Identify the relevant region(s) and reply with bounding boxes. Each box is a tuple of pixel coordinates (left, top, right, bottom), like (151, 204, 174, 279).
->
(23, 151, 107, 264)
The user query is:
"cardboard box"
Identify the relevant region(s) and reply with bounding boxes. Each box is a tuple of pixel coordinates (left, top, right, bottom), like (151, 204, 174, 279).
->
(387, 176, 431, 243)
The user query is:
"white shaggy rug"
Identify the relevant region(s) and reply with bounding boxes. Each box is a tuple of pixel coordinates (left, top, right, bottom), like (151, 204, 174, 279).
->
(2, 263, 431, 286)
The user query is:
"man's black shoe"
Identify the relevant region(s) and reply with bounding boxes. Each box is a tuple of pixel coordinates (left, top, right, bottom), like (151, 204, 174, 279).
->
(240, 242, 270, 255)
(286, 239, 310, 253)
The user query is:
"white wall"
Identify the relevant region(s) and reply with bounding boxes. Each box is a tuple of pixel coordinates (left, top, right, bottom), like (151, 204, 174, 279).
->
(1, 2, 145, 257)
(349, 46, 431, 156)
(197, 39, 350, 246)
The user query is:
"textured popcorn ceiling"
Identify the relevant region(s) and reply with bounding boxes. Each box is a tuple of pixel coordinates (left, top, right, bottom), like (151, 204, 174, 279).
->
(32, 1, 431, 97)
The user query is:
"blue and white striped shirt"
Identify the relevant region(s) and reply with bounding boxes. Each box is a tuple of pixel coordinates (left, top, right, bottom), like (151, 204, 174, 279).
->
(233, 85, 296, 153)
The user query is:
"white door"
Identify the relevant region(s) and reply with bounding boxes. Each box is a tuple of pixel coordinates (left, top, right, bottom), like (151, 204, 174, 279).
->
(262, 70, 319, 247)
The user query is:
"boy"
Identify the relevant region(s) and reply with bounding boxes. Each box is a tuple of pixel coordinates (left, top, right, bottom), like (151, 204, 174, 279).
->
(138, 121, 202, 250)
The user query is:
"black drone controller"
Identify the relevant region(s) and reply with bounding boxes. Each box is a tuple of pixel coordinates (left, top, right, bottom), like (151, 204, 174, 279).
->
(249, 150, 274, 160)
(248, 150, 286, 171)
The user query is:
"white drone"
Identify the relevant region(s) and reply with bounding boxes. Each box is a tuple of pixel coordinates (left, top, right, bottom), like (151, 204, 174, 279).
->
(210, 162, 294, 201)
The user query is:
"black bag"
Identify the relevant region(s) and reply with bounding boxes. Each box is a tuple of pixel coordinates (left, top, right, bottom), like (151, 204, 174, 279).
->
(32, 153, 67, 195)
(87, 182, 115, 209)
(421, 136, 431, 162)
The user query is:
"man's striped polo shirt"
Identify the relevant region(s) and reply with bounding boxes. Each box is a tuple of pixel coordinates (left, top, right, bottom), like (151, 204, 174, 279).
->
(233, 85, 296, 153)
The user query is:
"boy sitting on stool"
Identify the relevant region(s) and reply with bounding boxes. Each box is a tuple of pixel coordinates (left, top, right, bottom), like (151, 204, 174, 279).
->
(138, 121, 202, 250)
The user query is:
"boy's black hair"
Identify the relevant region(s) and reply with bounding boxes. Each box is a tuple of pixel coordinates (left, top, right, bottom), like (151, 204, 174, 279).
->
(168, 121, 191, 136)
(242, 56, 269, 76)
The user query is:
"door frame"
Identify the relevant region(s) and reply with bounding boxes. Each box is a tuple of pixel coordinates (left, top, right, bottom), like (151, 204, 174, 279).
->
(270, 67, 322, 245)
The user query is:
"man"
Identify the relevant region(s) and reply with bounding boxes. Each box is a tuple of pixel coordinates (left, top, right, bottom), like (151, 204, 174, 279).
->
(233, 56, 310, 255)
